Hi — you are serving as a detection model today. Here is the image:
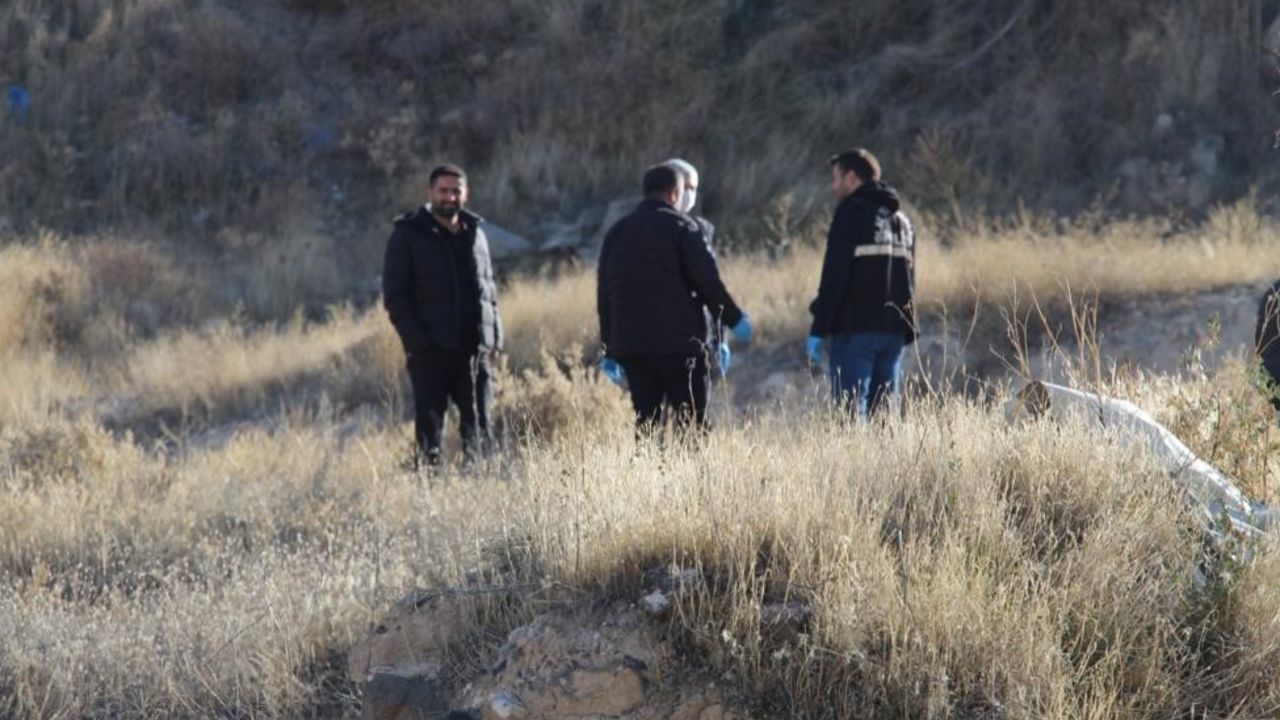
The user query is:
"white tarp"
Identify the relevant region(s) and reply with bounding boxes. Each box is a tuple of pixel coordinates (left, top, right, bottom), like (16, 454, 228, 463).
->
(1007, 381, 1279, 538)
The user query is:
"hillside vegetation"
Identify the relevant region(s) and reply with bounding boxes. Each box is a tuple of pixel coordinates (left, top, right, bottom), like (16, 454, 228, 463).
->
(2, 1, 1276, 248)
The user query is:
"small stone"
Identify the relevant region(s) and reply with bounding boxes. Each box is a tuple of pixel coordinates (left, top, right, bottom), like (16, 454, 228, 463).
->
(363, 670, 445, 720)
(640, 590, 672, 616)
(760, 602, 811, 627)
(483, 690, 525, 719)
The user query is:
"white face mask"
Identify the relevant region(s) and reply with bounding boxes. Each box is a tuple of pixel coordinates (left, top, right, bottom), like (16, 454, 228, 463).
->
(678, 185, 697, 214)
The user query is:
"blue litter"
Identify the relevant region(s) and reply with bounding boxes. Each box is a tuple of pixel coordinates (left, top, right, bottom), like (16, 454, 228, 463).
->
(7, 84, 31, 123)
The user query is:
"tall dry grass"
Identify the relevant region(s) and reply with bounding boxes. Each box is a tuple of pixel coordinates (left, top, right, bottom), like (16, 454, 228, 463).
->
(499, 198, 1280, 370)
(0, 203, 1279, 716)
(3, 360, 1280, 717)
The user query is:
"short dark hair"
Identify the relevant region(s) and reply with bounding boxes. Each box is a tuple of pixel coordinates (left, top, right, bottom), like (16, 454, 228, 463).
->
(429, 164, 467, 186)
(642, 164, 680, 197)
(829, 149, 881, 183)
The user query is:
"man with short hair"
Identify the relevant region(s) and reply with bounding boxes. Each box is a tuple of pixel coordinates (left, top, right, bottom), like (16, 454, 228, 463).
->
(383, 164, 503, 466)
(1255, 278, 1280, 412)
(597, 164, 752, 434)
(807, 148, 916, 419)
(663, 157, 732, 377)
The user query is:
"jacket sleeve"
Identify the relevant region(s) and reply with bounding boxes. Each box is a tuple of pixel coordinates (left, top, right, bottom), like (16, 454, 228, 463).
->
(597, 228, 615, 356)
(677, 221, 744, 329)
(479, 233, 504, 352)
(382, 227, 431, 355)
(808, 202, 858, 336)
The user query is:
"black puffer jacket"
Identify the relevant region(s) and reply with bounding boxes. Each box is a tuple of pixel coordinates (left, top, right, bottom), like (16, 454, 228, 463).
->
(382, 206, 503, 355)
(809, 182, 917, 342)
(598, 199, 744, 358)
(1256, 278, 1280, 385)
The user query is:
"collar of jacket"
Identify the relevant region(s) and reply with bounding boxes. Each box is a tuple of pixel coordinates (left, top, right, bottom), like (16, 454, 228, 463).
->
(401, 205, 484, 234)
(843, 181, 900, 211)
(637, 197, 676, 212)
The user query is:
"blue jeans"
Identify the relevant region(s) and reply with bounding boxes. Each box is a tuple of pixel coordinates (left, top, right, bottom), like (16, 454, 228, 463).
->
(827, 332, 906, 419)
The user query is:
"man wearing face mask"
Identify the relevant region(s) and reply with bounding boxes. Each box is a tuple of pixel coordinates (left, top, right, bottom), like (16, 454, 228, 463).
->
(383, 164, 503, 466)
(663, 158, 733, 379)
(597, 164, 753, 434)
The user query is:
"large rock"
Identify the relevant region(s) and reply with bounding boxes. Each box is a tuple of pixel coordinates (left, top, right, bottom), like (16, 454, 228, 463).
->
(348, 590, 469, 683)
(363, 668, 447, 720)
(483, 222, 536, 259)
(469, 607, 664, 719)
(351, 591, 746, 719)
(583, 196, 641, 261)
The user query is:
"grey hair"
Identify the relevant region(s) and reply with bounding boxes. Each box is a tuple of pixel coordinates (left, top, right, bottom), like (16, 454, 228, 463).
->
(662, 158, 699, 186)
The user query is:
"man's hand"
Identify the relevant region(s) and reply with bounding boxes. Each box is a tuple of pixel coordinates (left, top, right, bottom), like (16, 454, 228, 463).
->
(598, 358, 626, 386)
(806, 335, 825, 366)
(731, 315, 754, 343)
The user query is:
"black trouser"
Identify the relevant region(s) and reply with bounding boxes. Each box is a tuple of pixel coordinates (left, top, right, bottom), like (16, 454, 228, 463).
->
(617, 353, 709, 434)
(406, 350, 492, 463)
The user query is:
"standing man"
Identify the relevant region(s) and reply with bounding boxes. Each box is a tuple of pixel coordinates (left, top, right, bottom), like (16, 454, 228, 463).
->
(663, 157, 732, 377)
(597, 164, 753, 434)
(383, 164, 503, 466)
(807, 148, 916, 419)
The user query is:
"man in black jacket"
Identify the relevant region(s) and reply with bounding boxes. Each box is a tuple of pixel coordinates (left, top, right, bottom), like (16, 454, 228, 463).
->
(1256, 278, 1280, 412)
(808, 149, 916, 419)
(597, 164, 753, 434)
(383, 164, 503, 466)
(664, 157, 732, 378)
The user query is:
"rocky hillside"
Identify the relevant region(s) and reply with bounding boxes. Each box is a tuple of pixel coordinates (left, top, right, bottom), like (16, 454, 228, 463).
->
(2, 0, 1277, 260)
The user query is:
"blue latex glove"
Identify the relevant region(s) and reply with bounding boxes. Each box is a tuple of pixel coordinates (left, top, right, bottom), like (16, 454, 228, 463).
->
(731, 315, 754, 343)
(806, 335, 824, 365)
(719, 342, 732, 375)
(598, 358, 625, 386)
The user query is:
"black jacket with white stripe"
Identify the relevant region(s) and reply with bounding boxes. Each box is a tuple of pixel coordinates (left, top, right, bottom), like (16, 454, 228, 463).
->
(809, 181, 917, 343)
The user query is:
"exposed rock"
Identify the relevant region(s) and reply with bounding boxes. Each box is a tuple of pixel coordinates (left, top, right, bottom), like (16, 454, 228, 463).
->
(482, 689, 526, 719)
(643, 566, 705, 594)
(640, 590, 672, 617)
(351, 592, 749, 719)
(125, 300, 163, 337)
(466, 607, 664, 718)
(583, 196, 642, 260)
(348, 590, 469, 683)
(363, 668, 447, 720)
(759, 602, 812, 645)
(760, 602, 811, 628)
(669, 694, 731, 720)
(1265, 14, 1280, 60)
(483, 223, 536, 259)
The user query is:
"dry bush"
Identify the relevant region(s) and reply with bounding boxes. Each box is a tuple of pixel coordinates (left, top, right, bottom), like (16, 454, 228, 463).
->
(106, 305, 397, 427)
(0, 234, 204, 358)
(496, 346, 631, 444)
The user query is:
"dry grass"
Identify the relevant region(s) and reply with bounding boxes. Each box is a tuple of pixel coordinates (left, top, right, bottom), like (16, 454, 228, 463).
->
(3, 364, 1280, 717)
(499, 198, 1280, 370)
(1, 211, 1280, 717)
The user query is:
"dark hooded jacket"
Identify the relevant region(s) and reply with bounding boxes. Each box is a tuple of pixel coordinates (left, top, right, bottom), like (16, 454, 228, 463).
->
(598, 198, 744, 358)
(1256, 278, 1280, 390)
(809, 181, 917, 342)
(382, 206, 503, 356)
